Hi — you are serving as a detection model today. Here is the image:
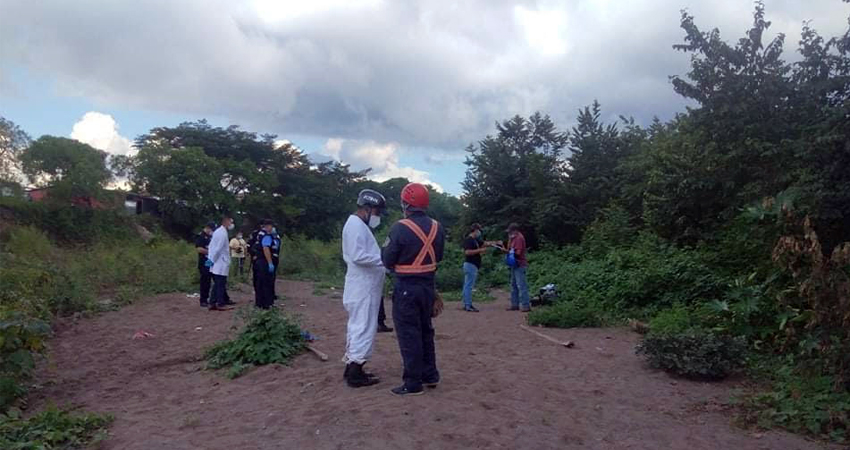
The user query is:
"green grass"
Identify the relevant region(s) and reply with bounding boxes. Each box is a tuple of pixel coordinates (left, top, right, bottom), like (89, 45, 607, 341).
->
(0, 406, 113, 450)
(439, 288, 495, 303)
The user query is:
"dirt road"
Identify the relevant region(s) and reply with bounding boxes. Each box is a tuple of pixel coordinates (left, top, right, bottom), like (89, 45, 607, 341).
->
(31, 280, 830, 450)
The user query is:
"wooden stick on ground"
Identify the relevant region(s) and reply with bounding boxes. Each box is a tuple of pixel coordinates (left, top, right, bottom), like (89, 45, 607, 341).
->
(306, 344, 329, 361)
(520, 324, 575, 348)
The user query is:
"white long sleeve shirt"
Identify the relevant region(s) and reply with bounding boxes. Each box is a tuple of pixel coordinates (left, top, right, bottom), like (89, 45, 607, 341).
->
(208, 226, 231, 276)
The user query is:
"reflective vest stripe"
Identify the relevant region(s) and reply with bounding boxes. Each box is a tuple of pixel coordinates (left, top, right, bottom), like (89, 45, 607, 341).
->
(394, 219, 438, 274)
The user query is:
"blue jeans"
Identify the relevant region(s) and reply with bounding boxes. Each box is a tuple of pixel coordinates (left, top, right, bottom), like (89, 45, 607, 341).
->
(510, 267, 530, 308)
(462, 263, 478, 308)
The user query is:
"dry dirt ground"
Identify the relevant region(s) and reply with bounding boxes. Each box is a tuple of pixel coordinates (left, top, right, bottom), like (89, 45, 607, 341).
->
(30, 280, 834, 450)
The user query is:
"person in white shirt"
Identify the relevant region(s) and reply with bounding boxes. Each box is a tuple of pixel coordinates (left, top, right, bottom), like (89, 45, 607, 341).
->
(341, 189, 386, 388)
(207, 214, 235, 311)
(229, 232, 247, 275)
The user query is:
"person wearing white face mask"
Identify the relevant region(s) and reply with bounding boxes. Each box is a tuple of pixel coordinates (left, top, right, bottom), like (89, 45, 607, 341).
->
(207, 214, 236, 311)
(341, 189, 387, 388)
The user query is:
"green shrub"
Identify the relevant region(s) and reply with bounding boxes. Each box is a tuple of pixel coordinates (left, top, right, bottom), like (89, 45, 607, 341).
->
(0, 312, 51, 411)
(527, 302, 604, 328)
(0, 406, 113, 449)
(278, 237, 345, 283)
(205, 308, 305, 378)
(739, 362, 849, 444)
(636, 331, 746, 380)
(647, 305, 694, 336)
(6, 227, 51, 259)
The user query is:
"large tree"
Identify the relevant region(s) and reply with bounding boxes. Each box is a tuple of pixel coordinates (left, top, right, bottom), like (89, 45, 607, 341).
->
(19, 136, 111, 200)
(462, 112, 573, 246)
(0, 117, 31, 184)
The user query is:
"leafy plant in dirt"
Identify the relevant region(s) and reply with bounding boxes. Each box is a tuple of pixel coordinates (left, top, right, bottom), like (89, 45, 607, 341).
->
(636, 331, 747, 380)
(738, 360, 850, 444)
(0, 406, 113, 449)
(205, 308, 306, 378)
(0, 312, 51, 411)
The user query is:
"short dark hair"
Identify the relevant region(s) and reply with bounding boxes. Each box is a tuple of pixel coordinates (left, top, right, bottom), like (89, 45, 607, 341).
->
(469, 223, 482, 233)
(507, 223, 520, 232)
(260, 218, 274, 226)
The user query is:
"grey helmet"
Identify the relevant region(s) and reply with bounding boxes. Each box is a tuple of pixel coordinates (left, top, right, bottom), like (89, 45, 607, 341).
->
(357, 189, 386, 210)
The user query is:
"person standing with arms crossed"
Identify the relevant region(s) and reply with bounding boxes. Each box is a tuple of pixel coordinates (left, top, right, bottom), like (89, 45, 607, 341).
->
(382, 183, 446, 396)
(229, 231, 247, 276)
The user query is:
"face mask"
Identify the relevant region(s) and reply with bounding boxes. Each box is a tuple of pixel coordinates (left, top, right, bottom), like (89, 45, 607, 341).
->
(227, 223, 234, 231)
(272, 227, 277, 234)
(236, 235, 242, 240)
(368, 215, 381, 229)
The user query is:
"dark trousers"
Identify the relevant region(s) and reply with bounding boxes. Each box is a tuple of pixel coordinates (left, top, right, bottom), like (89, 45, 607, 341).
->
(211, 274, 229, 307)
(236, 257, 245, 275)
(254, 260, 275, 309)
(378, 296, 387, 324)
(272, 257, 279, 300)
(199, 266, 212, 306)
(252, 258, 259, 303)
(392, 279, 439, 390)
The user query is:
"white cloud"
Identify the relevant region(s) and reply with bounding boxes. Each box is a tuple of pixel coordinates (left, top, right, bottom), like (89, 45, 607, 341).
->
(315, 138, 443, 192)
(70, 112, 134, 156)
(3, 0, 848, 153)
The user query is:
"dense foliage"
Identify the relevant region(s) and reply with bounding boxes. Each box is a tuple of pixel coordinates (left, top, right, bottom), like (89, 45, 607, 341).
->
(0, 407, 112, 450)
(461, 3, 850, 442)
(636, 332, 747, 380)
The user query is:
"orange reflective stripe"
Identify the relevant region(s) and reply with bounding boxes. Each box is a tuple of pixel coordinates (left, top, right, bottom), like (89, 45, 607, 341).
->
(395, 219, 438, 274)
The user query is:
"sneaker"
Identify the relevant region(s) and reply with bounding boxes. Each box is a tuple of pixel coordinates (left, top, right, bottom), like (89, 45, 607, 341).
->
(377, 323, 394, 333)
(506, 306, 520, 311)
(391, 385, 424, 396)
(423, 381, 440, 389)
(464, 305, 480, 312)
(200, 302, 209, 308)
(520, 306, 532, 312)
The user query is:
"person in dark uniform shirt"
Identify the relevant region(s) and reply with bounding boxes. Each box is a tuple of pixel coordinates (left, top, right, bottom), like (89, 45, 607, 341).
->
(251, 219, 276, 309)
(382, 182, 446, 396)
(195, 222, 215, 308)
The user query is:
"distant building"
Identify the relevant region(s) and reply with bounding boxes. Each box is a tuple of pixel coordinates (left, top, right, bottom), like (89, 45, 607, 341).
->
(25, 187, 107, 209)
(124, 193, 160, 216)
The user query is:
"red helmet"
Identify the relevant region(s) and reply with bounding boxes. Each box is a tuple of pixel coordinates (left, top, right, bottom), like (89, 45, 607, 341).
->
(401, 182, 429, 209)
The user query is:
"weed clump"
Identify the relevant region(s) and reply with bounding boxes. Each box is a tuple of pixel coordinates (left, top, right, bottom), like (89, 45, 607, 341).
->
(205, 308, 306, 378)
(0, 406, 113, 449)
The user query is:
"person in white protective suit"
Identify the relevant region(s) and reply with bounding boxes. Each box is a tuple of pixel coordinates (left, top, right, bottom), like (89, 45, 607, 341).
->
(341, 189, 388, 388)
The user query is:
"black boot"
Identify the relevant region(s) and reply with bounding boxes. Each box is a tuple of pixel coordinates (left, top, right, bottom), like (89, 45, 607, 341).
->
(346, 363, 380, 388)
(377, 322, 393, 333)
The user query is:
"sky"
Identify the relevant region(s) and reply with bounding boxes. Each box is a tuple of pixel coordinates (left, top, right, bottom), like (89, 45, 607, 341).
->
(1, 0, 848, 195)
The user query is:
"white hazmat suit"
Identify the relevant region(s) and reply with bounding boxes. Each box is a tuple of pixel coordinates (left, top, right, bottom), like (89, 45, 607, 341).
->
(341, 214, 386, 364)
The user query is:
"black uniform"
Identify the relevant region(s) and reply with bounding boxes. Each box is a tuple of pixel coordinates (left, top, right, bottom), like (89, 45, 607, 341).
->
(251, 229, 275, 309)
(195, 232, 213, 307)
(271, 232, 281, 301)
(381, 211, 446, 391)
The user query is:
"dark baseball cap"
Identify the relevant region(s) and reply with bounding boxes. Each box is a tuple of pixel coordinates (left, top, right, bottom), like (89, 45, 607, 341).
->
(205, 221, 216, 229)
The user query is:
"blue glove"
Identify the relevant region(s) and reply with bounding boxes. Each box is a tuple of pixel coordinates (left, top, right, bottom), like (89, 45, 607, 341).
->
(268, 263, 275, 273)
(204, 259, 213, 268)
